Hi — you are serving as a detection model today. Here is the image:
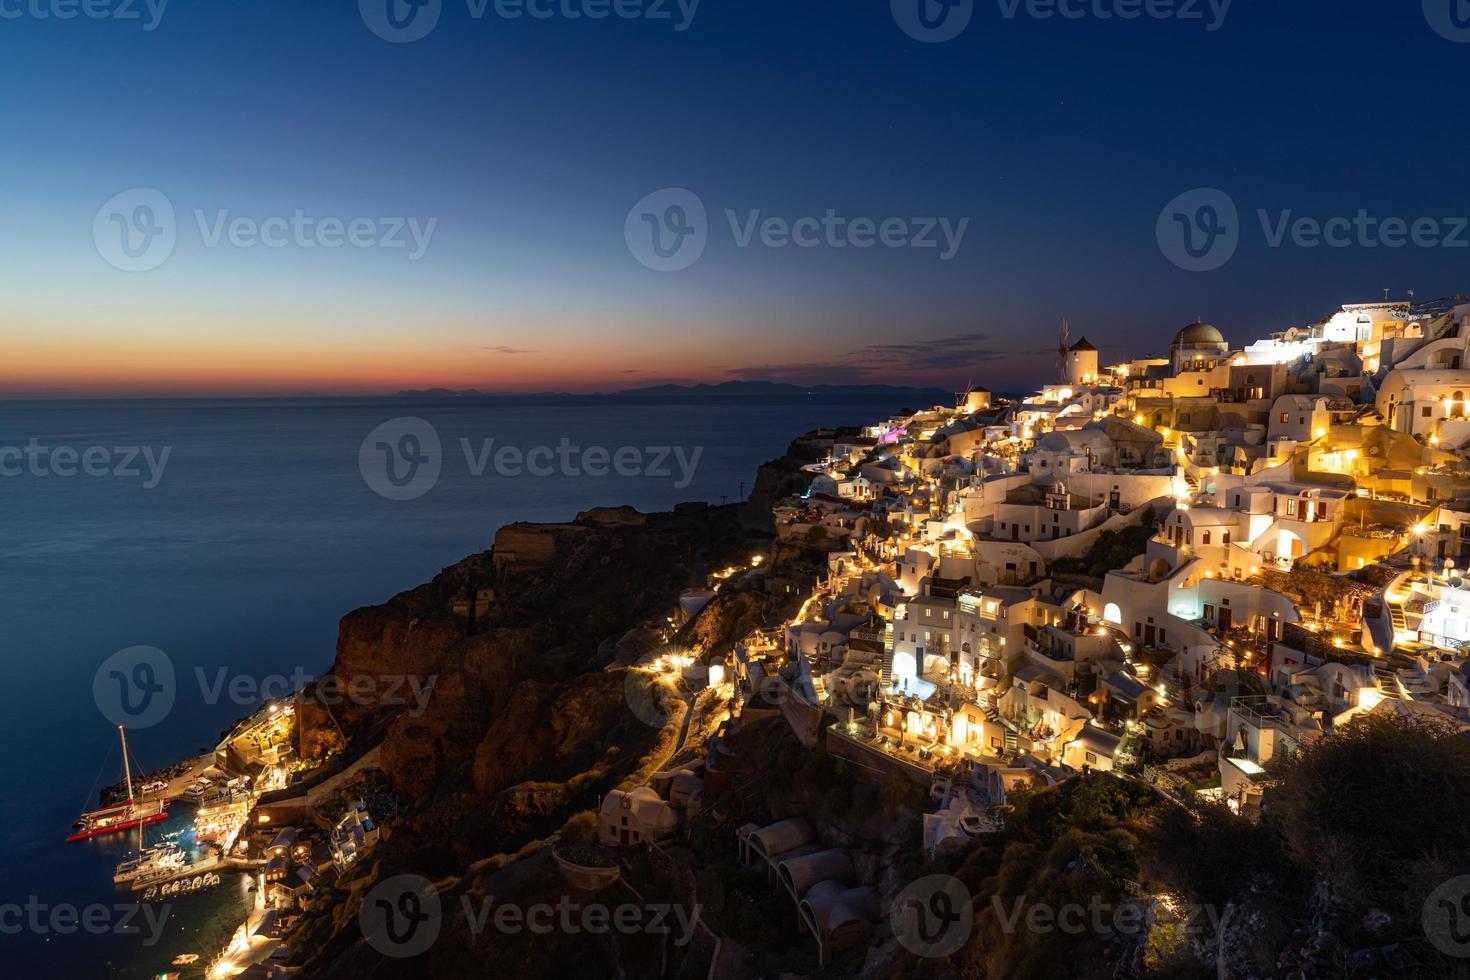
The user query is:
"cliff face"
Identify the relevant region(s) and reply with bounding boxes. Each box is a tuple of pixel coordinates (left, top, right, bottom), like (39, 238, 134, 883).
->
(298, 499, 754, 873)
(292, 440, 834, 978)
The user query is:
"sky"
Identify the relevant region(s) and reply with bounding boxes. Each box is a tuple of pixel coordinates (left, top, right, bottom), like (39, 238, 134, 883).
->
(3, 1, 1470, 397)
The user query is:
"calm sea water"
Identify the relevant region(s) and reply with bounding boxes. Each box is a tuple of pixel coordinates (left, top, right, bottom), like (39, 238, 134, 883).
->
(0, 393, 918, 976)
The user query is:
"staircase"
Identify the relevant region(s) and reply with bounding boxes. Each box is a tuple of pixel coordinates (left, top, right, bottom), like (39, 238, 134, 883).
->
(1372, 667, 1402, 699)
(1387, 600, 1407, 633)
(1183, 473, 1200, 494)
(980, 692, 999, 723)
(1159, 669, 1188, 710)
(808, 674, 827, 705)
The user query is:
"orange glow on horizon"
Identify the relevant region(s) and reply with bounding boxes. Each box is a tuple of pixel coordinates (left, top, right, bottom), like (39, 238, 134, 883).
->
(3, 332, 719, 398)
(1, 309, 980, 398)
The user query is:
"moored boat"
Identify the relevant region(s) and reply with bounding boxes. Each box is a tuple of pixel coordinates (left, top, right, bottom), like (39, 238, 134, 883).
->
(68, 726, 170, 843)
(114, 842, 186, 887)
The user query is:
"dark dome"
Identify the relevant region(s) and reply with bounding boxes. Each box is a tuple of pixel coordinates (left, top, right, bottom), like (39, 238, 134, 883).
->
(1172, 322, 1225, 347)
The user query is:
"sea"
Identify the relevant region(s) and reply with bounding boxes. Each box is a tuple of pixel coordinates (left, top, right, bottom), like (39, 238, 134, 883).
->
(0, 392, 929, 976)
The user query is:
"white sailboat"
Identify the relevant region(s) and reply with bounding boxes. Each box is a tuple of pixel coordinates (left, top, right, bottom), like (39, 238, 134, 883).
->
(69, 726, 169, 843)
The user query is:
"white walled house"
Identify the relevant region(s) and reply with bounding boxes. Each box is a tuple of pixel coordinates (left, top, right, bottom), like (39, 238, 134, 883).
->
(958, 473, 1032, 531)
(1218, 696, 1323, 811)
(599, 786, 678, 846)
(1062, 723, 1122, 772)
(1146, 505, 1240, 578)
(890, 592, 959, 682)
(993, 479, 1109, 544)
(1267, 395, 1331, 445)
(1377, 368, 1470, 439)
(969, 539, 1047, 586)
(1170, 577, 1299, 639)
(895, 546, 937, 596)
(1148, 480, 1350, 570)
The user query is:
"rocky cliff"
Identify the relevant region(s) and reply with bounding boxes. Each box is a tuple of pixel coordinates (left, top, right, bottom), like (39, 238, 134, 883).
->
(289, 438, 834, 977)
(298, 501, 753, 864)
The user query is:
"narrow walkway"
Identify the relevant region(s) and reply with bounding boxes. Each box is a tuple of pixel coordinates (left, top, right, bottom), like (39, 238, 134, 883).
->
(671, 693, 699, 758)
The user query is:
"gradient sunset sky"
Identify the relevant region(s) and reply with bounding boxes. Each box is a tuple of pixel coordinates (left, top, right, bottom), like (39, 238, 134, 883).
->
(4, 2, 1469, 398)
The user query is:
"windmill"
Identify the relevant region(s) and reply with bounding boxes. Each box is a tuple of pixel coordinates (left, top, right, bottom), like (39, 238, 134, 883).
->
(1031, 319, 1070, 383)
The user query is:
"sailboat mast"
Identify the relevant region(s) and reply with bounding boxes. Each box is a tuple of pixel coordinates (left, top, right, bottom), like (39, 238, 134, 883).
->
(119, 725, 134, 801)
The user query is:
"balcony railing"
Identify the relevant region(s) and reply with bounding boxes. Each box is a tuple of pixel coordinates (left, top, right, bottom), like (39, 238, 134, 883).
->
(1229, 695, 1288, 729)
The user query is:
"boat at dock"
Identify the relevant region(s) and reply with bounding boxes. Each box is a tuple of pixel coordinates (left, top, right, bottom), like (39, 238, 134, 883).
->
(133, 856, 230, 893)
(113, 842, 186, 887)
(68, 726, 169, 843)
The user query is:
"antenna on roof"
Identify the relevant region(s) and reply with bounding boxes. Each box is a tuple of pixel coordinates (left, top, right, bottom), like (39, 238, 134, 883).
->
(1383, 288, 1391, 302)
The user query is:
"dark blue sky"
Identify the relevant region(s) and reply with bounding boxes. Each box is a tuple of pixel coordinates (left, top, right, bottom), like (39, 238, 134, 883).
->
(3, 1, 1468, 394)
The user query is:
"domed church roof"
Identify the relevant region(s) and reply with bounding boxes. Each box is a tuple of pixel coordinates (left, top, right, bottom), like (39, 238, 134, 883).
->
(1172, 321, 1225, 347)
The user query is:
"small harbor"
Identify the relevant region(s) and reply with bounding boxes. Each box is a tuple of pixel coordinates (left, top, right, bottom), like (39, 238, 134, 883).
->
(131, 854, 264, 894)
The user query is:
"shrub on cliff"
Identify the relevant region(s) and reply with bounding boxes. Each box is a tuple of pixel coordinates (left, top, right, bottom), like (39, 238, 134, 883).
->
(971, 827, 1141, 980)
(559, 809, 597, 846)
(1266, 711, 1470, 936)
(1063, 772, 1154, 831)
(1150, 798, 1285, 910)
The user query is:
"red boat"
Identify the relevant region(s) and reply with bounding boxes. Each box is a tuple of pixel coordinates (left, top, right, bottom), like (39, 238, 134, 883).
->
(68, 726, 170, 843)
(67, 798, 169, 842)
